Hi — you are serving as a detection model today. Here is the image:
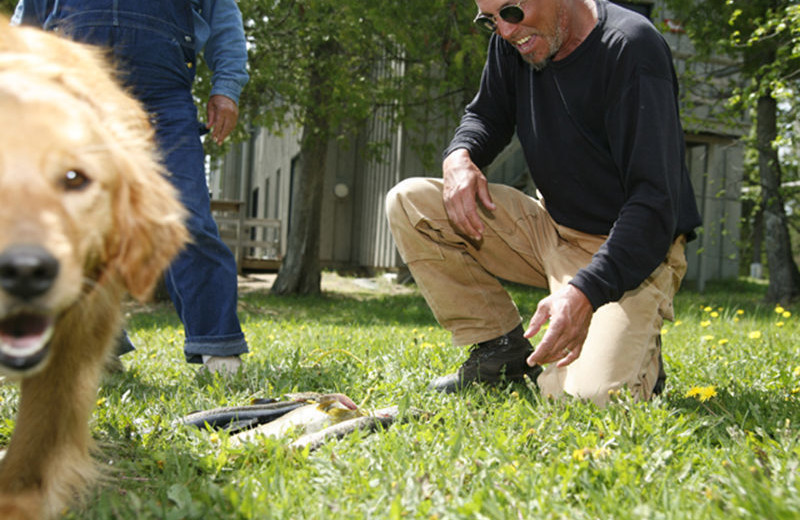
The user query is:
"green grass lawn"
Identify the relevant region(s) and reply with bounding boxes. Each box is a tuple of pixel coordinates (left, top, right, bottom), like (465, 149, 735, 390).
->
(2, 275, 798, 519)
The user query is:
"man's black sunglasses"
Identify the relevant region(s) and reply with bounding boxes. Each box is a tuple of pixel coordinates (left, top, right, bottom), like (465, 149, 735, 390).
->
(473, 1, 528, 33)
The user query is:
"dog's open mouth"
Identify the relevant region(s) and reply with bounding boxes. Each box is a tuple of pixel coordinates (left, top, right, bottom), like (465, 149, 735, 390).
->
(0, 312, 54, 371)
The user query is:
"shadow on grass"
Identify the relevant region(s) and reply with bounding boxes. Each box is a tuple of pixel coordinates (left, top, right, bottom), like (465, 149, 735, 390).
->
(237, 290, 439, 328)
(125, 277, 782, 333)
(675, 277, 788, 319)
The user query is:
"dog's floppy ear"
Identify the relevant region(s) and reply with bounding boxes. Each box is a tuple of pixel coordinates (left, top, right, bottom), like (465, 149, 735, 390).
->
(103, 108, 188, 301)
(111, 158, 189, 301)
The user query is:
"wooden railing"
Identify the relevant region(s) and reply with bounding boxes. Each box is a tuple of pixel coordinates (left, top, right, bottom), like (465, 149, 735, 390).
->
(210, 200, 282, 272)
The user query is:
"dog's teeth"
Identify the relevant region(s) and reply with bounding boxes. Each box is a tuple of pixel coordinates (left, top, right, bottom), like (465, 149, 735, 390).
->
(0, 315, 54, 362)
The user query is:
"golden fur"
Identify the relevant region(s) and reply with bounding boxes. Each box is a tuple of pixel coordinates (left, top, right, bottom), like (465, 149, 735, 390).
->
(0, 19, 188, 519)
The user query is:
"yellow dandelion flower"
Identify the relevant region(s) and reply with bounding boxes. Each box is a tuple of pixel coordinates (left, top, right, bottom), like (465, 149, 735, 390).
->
(686, 385, 717, 402)
(700, 320, 711, 328)
(775, 306, 785, 314)
(701, 335, 714, 341)
(793, 366, 800, 377)
(748, 330, 762, 340)
(776, 322, 785, 328)
(782, 311, 791, 318)
(736, 309, 745, 315)
(704, 306, 713, 312)
(710, 311, 719, 318)
(718, 338, 729, 346)
(572, 448, 591, 462)
(699, 387, 717, 401)
(674, 320, 683, 326)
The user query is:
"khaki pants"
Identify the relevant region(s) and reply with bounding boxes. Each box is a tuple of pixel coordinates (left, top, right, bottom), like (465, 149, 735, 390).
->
(385, 178, 688, 405)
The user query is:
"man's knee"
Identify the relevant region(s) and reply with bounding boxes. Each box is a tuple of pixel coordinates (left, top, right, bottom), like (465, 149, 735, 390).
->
(385, 177, 441, 228)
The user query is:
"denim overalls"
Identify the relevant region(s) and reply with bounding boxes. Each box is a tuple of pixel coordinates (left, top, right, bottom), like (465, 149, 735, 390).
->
(45, 0, 247, 362)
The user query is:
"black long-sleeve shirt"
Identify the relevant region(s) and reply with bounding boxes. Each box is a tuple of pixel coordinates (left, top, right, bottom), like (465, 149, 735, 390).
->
(445, 0, 702, 310)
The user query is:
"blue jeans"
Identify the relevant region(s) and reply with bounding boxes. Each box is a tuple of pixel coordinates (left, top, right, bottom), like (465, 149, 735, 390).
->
(50, 0, 248, 362)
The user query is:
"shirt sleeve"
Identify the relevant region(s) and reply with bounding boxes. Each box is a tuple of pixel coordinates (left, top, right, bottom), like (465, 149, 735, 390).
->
(200, 0, 249, 104)
(10, 0, 51, 27)
(443, 34, 517, 167)
(569, 52, 686, 310)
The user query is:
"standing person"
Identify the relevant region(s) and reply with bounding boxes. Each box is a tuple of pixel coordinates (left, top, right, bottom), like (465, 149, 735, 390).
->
(386, 0, 702, 405)
(13, 0, 250, 375)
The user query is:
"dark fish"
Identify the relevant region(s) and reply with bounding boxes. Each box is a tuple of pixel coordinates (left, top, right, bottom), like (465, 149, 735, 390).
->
(179, 400, 307, 432)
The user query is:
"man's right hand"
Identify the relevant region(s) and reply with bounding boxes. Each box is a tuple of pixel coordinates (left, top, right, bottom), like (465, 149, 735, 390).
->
(442, 149, 496, 241)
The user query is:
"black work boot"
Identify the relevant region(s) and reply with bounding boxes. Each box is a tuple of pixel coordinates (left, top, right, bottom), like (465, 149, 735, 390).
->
(429, 325, 543, 393)
(652, 335, 667, 396)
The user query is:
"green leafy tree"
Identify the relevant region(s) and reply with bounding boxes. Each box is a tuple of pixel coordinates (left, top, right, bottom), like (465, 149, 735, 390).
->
(664, 0, 800, 303)
(0, 1, 15, 15)
(235, 0, 486, 294)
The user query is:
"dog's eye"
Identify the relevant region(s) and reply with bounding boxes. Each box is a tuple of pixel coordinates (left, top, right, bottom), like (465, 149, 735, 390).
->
(61, 170, 91, 191)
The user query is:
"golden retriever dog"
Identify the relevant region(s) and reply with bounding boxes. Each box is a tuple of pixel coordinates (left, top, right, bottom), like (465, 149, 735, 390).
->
(0, 19, 188, 519)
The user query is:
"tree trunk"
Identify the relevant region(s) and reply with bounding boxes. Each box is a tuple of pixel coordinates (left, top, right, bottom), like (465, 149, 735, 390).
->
(270, 124, 327, 295)
(271, 42, 335, 296)
(751, 203, 764, 266)
(756, 92, 800, 303)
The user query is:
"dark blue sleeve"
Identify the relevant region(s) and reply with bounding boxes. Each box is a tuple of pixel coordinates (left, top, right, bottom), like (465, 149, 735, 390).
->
(569, 40, 688, 309)
(443, 34, 517, 167)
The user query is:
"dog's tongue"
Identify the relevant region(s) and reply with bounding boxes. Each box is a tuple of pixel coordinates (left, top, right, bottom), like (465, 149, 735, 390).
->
(0, 313, 53, 353)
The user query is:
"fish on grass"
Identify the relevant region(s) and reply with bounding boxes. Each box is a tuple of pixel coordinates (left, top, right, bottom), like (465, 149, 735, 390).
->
(179, 392, 357, 433)
(230, 394, 363, 446)
(290, 405, 424, 451)
(181, 393, 426, 451)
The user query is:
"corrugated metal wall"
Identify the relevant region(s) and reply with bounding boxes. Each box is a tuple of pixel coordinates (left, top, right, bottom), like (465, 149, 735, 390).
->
(357, 57, 406, 269)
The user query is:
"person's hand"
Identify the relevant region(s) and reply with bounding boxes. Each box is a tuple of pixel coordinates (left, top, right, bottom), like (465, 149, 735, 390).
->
(525, 284, 593, 368)
(442, 149, 496, 241)
(206, 94, 239, 145)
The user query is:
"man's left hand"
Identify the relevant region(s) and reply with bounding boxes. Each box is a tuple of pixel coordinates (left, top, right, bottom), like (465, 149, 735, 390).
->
(206, 94, 239, 145)
(524, 284, 593, 368)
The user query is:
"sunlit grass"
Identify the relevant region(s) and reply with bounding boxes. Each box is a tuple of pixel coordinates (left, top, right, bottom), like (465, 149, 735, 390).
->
(1, 276, 798, 519)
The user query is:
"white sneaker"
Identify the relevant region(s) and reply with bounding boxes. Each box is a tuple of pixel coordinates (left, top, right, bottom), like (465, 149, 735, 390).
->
(202, 355, 242, 376)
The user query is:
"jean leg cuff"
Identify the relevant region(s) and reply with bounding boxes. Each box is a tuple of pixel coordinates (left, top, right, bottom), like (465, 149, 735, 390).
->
(183, 333, 248, 363)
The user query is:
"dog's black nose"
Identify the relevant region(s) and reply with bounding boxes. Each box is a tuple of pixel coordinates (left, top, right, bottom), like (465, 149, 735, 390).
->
(0, 245, 60, 299)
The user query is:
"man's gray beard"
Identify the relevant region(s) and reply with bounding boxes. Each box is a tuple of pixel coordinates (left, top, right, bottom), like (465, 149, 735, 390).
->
(526, 56, 552, 71)
(525, 5, 565, 72)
